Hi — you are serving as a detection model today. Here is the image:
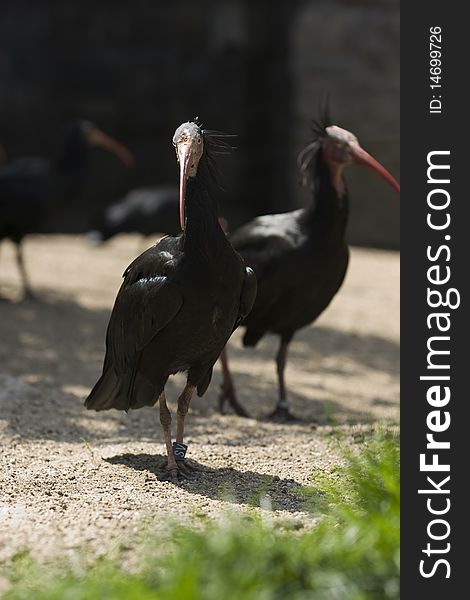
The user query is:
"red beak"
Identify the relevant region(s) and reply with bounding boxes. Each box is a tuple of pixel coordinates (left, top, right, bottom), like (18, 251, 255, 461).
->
(178, 145, 192, 231)
(87, 128, 135, 168)
(352, 146, 400, 194)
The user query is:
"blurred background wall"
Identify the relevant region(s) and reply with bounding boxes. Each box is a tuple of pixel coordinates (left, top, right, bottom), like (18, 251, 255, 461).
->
(0, 0, 399, 248)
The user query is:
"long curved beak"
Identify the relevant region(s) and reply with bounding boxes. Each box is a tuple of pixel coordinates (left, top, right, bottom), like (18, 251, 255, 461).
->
(87, 128, 135, 168)
(351, 145, 400, 194)
(178, 144, 192, 231)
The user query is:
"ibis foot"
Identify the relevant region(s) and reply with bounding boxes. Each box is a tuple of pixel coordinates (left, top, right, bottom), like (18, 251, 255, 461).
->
(218, 383, 250, 417)
(158, 460, 214, 482)
(266, 406, 301, 422)
(159, 464, 192, 483)
(22, 289, 37, 302)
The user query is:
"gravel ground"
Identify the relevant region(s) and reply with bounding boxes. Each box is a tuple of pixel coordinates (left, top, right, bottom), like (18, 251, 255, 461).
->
(0, 234, 399, 563)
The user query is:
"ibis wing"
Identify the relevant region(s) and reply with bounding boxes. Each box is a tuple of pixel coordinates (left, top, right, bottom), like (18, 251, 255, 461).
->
(105, 247, 183, 374)
(231, 217, 299, 318)
(230, 212, 300, 278)
(231, 265, 257, 332)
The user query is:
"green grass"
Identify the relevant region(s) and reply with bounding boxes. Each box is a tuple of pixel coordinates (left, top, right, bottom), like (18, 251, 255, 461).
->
(4, 431, 399, 600)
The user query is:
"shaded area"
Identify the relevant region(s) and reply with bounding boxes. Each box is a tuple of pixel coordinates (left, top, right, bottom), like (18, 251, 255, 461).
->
(227, 324, 399, 378)
(0, 288, 398, 441)
(105, 452, 307, 513)
(0, 292, 399, 386)
(0, 292, 109, 388)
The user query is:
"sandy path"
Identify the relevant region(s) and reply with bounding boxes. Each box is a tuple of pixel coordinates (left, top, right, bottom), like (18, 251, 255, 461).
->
(0, 235, 399, 563)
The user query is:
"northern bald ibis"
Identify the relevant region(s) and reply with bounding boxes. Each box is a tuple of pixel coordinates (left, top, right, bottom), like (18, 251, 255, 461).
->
(219, 118, 400, 420)
(85, 119, 256, 481)
(91, 185, 228, 245)
(0, 120, 134, 298)
(92, 185, 180, 242)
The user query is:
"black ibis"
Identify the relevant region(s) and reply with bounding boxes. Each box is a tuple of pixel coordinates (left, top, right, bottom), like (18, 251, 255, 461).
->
(219, 118, 400, 420)
(92, 185, 180, 242)
(85, 119, 256, 482)
(0, 120, 134, 298)
(91, 185, 228, 245)
(93, 185, 179, 242)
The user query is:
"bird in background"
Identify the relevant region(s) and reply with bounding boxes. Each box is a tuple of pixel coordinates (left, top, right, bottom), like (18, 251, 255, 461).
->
(90, 186, 229, 247)
(85, 119, 256, 482)
(0, 119, 134, 299)
(219, 112, 400, 420)
(90, 185, 181, 243)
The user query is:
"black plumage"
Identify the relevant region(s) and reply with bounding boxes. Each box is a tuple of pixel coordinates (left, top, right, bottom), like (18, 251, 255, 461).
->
(94, 185, 180, 241)
(219, 119, 400, 420)
(85, 120, 256, 481)
(0, 120, 133, 298)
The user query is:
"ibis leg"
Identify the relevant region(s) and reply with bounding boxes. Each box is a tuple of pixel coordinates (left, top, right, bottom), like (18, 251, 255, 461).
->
(0, 243, 4, 300)
(0, 244, 7, 302)
(218, 346, 249, 417)
(268, 336, 297, 421)
(15, 242, 34, 300)
(175, 382, 213, 475)
(174, 383, 193, 476)
(175, 382, 194, 444)
(158, 391, 178, 482)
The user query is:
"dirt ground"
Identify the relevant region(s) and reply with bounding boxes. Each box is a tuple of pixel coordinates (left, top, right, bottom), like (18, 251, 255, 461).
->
(0, 234, 399, 564)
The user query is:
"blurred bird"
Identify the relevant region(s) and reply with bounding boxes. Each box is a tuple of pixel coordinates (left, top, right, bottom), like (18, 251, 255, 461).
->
(219, 115, 400, 420)
(85, 119, 256, 482)
(91, 185, 180, 242)
(0, 120, 134, 299)
(90, 185, 229, 247)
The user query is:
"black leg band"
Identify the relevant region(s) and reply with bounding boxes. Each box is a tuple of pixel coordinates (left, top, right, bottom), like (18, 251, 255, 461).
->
(172, 442, 188, 460)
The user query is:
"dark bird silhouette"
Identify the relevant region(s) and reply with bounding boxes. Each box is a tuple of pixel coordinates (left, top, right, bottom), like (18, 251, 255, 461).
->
(219, 118, 400, 420)
(85, 120, 256, 482)
(92, 185, 180, 242)
(90, 186, 228, 246)
(0, 120, 134, 299)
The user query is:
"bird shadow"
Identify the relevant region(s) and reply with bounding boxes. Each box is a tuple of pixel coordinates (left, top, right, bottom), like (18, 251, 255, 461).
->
(105, 452, 309, 514)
